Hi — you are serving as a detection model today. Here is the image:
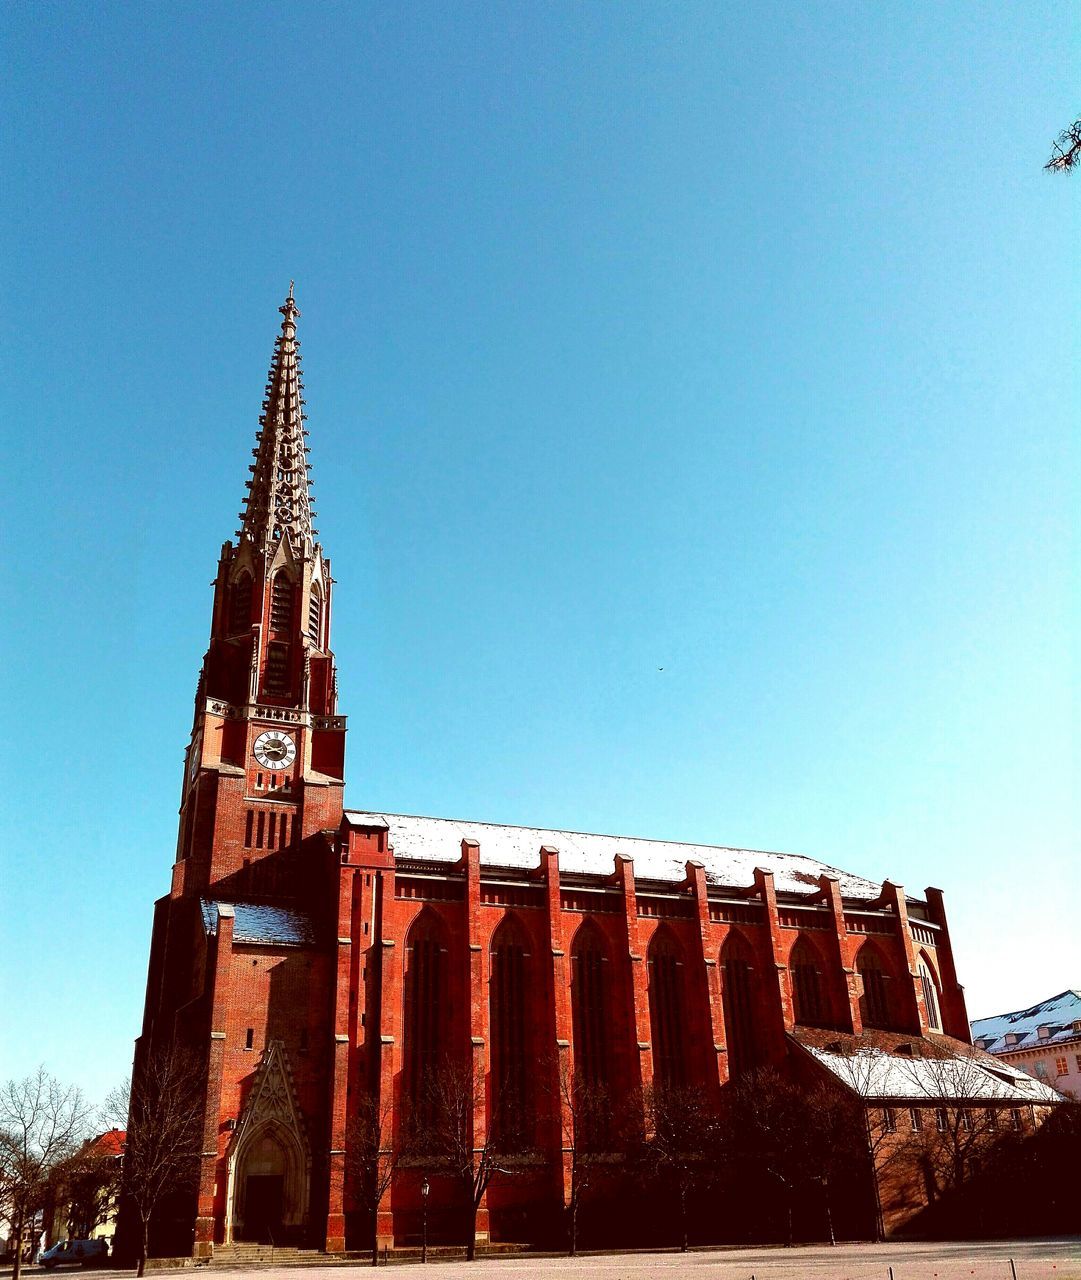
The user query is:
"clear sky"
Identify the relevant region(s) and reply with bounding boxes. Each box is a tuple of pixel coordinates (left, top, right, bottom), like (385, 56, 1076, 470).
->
(3, 2, 1077, 1107)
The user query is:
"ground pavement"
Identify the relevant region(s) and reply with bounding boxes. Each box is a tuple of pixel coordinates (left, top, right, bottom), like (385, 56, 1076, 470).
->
(6, 1240, 1081, 1280)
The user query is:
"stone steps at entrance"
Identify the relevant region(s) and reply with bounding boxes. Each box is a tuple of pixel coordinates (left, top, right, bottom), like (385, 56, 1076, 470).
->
(210, 1245, 323, 1266)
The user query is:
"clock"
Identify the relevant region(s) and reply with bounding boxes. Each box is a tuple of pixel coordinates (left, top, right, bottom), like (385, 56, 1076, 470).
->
(253, 730, 297, 769)
(187, 732, 202, 784)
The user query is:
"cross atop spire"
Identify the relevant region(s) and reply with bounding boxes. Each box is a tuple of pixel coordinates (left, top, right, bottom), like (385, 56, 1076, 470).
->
(238, 287, 317, 553)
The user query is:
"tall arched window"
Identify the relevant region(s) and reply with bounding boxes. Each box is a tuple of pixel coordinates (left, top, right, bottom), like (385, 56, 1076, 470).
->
(856, 942, 892, 1030)
(404, 911, 448, 1127)
(270, 571, 294, 632)
(918, 953, 942, 1031)
(721, 932, 759, 1077)
(490, 916, 531, 1150)
(230, 572, 253, 634)
(647, 927, 687, 1088)
(570, 921, 610, 1092)
(790, 936, 827, 1028)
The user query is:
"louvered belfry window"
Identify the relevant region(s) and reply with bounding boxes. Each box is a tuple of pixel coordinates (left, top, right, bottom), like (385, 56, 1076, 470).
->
(270, 571, 293, 631)
(264, 643, 290, 696)
(230, 572, 252, 634)
(647, 928, 687, 1088)
(490, 917, 531, 1149)
(307, 591, 322, 645)
(721, 933, 759, 1077)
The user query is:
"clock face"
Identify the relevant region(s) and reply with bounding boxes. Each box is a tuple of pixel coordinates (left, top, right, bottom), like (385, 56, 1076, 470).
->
(253, 730, 297, 770)
(188, 734, 202, 783)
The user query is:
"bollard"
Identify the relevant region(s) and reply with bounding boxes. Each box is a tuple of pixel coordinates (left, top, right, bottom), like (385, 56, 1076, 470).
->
(889, 1269, 894, 1280)
(1010, 1261, 1017, 1280)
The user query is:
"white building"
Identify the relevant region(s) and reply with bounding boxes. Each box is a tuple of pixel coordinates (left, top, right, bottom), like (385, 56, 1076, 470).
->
(971, 990, 1081, 1100)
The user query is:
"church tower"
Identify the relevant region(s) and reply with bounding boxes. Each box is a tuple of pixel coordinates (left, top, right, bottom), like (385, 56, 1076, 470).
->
(133, 291, 349, 1260)
(173, 286, 346, 901)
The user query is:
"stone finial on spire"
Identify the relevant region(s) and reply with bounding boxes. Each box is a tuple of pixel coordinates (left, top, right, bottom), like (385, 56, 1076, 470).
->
(238, 287, 316, 554)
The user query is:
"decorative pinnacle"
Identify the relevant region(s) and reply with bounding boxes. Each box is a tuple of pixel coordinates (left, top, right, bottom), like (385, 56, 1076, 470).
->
(237, 288, 316, 553)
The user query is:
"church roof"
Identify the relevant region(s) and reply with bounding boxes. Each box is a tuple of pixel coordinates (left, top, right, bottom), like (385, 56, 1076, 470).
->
(343, 810, 889, 899)
(793, 1028, 1063, 1104)
(237, 285, 318, 553)
(970, 989, 1081, 1055)
(200, 900, 316, 947)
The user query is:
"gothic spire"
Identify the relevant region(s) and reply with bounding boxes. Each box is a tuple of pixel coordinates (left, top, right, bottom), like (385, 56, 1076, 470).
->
(238, 284, 318, 554)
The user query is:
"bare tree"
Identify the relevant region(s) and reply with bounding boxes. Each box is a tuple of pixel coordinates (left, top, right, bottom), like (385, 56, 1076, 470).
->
(52, 1136, 123, 1239)
(113, 1046, 203, 1276)
(545, 1053, 613, 1256)
(720, 1066, 864, 1246)
(344, 1093, 402, 1266)
(1046, 118, 1081, 172)
(417, 1060, 518, 1261)
(634, 1082, 717, 1252)
(888, 1046, 1014, 1202)
(0, 1068, 91, 1280)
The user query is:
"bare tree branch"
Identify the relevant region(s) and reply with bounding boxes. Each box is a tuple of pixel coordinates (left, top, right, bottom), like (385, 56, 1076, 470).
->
(542, 1052, 613, 1256)
(0, 1068, 92, 1280)
(344, 1093, 402, 1265)
(1046, 118, 1081, 173)
(411, 1059, 523, 1261)
(119, 1046, 203, 1276)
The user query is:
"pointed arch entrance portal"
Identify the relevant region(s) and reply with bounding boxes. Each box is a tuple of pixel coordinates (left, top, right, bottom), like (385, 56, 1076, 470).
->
(225, 1042, 311, 1244)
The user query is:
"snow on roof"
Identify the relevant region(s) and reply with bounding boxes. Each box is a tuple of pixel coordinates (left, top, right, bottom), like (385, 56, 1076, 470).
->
(793, 1029, 1063, 1104)
(970, 990, 1081, 1055)
(344, 810, 888, 899)
(200, 900, 316, 948)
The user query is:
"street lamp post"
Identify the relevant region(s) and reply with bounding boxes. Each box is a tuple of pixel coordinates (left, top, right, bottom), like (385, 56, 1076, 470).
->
(420, 1177, 430, 1264)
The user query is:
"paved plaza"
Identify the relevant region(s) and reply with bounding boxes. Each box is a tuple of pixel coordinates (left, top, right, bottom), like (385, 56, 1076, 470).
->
(7, 1239, 1081, 1280)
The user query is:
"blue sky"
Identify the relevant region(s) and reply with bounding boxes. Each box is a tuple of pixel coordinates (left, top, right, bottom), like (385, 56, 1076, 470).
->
(3, 1, 1077, 1105)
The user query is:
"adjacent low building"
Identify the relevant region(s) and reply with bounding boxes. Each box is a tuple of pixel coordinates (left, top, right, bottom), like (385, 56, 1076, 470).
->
(792, 1029, 1060, 1236)
(971, 990, 1081, 1100)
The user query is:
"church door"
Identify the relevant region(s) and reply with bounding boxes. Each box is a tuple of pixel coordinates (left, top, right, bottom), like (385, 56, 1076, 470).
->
(238, 1133, 289, 1242)
(243, 1175, 284, 1241)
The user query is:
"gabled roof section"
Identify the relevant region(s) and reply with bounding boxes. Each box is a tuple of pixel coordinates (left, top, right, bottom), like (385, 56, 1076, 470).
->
(792, 1028, 1064, 1104)
(237, 285, 317, 555)
(344, 810, 887, 898)
(200, 900, 315, 947)
(970, 989, 1081, 1054)
(231, 1040, 309, 1158)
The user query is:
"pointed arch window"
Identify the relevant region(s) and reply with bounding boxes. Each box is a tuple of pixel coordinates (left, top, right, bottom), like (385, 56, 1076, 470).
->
(230, 572, 253, 634)
(490, 916, 531, 1150)
(647, 927, 687, 1088)
(721, 933, 759, 1077)
(918, 954, 942, 1031)
(790, 936, 827, 1028)
(857, 943, 892, 1030)
(271, 571, 294, 632)
(404, 911, 449, 1128)
(570, 921, 610, 1092)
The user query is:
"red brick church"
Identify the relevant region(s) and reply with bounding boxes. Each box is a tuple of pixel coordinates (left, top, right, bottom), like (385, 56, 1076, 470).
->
(134, 292, 1055, 1259)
